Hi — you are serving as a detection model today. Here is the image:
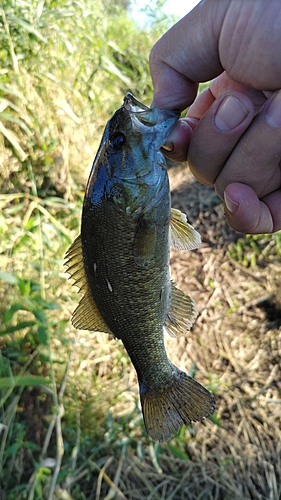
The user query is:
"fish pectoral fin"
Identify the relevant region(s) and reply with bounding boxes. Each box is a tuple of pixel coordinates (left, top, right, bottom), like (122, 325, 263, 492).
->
(140, 368, 216, 442)
(72, 291, 113, 334)
(65, 235, 113, 334)
(170, 208, 201, 251)
(164, 281, 198, 337)
(133, 217, 156, 266)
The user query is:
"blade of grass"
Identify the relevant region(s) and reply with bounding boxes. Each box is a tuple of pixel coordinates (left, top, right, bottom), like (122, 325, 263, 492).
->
(0, 121, 27, 161)
(0, 346, 41, 406)
(93, 457, 128, 500)
(0, 375, 48, 389)
(0, 9, 19, 74)
(104, 448, 126, 500)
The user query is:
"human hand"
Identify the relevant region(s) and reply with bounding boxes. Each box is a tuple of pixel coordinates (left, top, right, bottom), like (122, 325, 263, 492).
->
(149, 0, 281, 234)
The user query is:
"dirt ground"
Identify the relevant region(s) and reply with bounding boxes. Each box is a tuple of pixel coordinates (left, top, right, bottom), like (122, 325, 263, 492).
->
(161, 164, 281, 500)
(53, 164, 281, 500)
(80, 164, 281, 500)
(86, 164, 281, 500)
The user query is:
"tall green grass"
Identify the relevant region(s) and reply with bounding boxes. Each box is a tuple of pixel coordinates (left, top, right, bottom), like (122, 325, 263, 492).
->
(0, 0, 170, 195)
(0, 2, 178, 498)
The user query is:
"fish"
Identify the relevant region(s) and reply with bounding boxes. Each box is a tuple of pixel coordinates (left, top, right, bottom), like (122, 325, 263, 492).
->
(65, 93, 216, 442)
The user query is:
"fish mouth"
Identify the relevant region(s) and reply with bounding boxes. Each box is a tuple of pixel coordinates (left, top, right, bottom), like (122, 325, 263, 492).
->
(123, 92, 179, 128)
(123, 92, 150, 114)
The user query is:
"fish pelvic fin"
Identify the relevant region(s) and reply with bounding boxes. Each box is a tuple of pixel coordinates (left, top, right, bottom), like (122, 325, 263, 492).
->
(140, 368, 216, 442)
(64, 235, 113, 334)
(164, 281, 198, 337)
(170, 208, 201, 251)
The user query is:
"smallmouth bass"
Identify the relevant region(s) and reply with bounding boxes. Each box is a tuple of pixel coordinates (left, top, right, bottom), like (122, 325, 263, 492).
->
(65, 93, 215, 441)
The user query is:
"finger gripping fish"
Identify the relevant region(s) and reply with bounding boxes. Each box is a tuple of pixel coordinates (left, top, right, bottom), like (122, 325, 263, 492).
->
(65, 93, 215, 442)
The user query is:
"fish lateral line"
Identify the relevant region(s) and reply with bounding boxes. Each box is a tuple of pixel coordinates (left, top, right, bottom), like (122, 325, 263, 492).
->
(65, 234, 198, 336)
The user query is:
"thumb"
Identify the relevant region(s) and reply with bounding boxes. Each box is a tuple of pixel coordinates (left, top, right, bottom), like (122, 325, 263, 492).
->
(149, 0, 227, 110)
(150, 0, 281, 111)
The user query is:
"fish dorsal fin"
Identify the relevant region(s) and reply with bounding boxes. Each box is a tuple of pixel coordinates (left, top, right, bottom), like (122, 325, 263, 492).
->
(65, 235, 113, 334)
(72, 291, 113, 333)
(164, 281, 198, 337)
(65, 235, 87, 291)
(170, 208, 201, 251)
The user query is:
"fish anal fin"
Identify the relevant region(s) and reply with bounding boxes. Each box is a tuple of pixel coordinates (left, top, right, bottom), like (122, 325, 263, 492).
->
(164, 281, 198, 337)
(72, 291, 113, 334)
(170, 208, 201, 251)
(140, 368, 216, 442)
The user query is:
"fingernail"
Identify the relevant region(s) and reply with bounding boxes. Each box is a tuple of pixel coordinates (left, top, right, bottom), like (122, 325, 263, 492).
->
(265, 90, 281, 127)
(161, 141, 174, 152)
(224, 192, 239, 214)
(215, 95, 249, 132)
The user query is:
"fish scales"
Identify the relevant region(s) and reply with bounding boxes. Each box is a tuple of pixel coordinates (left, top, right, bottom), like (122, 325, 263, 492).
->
(82, 164, 173, 388)
(82, 180, 171, 338)
(65, 93, 215, 441)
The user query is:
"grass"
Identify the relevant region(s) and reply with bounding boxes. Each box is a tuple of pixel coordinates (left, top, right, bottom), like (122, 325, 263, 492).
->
(1, 2, 281, 499)
(1, 170, 281, 500)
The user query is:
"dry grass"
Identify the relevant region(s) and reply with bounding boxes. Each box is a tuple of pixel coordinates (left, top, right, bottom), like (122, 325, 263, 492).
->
(1, 164, 280, 500)
(52, 165, 281, 500)
(163, 165, 281, 500)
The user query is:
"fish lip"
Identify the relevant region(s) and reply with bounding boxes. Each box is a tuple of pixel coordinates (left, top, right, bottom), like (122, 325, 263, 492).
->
(124, 92, 150, 113)
(124, 92, 180, 128)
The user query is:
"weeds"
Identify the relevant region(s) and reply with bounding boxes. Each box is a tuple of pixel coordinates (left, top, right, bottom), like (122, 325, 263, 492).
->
(0, 0, 169, 196)
(228, 232, 281, 267)
(1, 1, 281, 499)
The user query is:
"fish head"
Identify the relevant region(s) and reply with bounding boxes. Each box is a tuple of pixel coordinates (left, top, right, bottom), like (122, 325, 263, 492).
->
(86, 94, 179, 208)
(107, 92, 179, 180)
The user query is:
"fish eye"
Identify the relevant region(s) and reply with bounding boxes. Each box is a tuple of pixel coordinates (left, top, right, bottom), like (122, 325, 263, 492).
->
(110, 132, 126, 151)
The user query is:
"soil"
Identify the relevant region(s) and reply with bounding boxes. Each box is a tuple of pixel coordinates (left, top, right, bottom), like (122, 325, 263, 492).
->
(160, 164, 281, 500)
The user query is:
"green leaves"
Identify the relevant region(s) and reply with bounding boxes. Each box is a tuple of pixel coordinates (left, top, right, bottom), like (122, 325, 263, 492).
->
(0, 375, 48, 389)
(0, 321, 36, 336)
(0, 271, 18, 284)
(0, 273, 60, 340)
(167, 443, 190, 461)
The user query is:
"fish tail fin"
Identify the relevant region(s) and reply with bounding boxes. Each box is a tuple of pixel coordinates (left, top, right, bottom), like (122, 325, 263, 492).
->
(140, 368, 215, 442)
